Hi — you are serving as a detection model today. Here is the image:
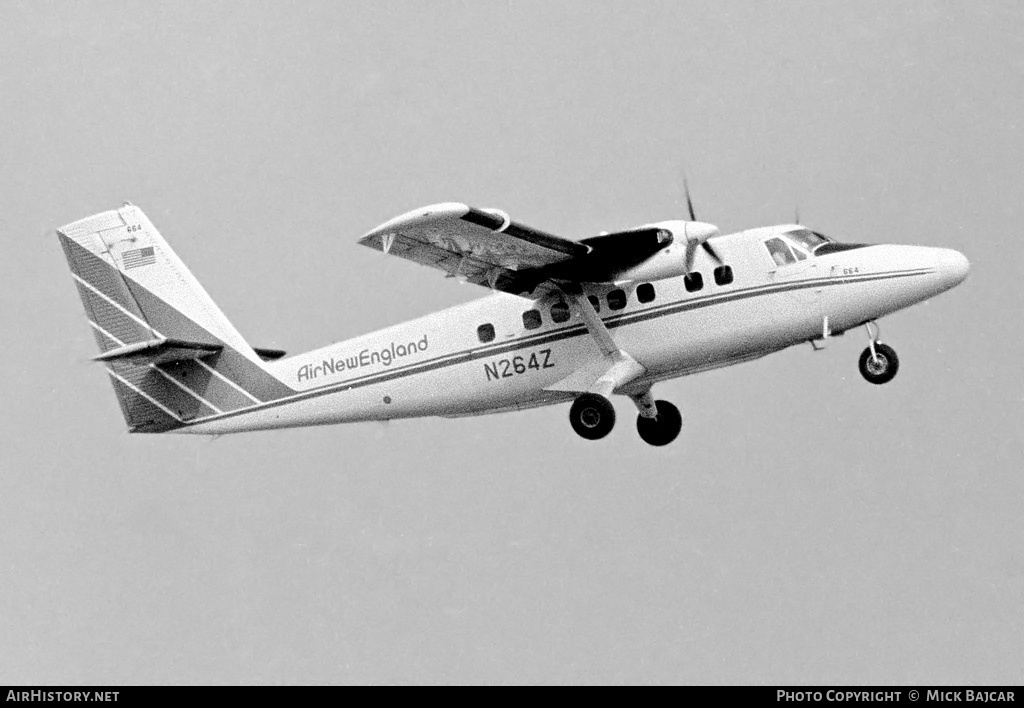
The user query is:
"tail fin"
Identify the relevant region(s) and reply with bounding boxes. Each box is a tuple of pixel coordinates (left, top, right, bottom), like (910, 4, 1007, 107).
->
(57, 204, 292, 432)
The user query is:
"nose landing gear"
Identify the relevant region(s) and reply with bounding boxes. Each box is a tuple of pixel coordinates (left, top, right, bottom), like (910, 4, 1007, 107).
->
(858, 322, 900, 385)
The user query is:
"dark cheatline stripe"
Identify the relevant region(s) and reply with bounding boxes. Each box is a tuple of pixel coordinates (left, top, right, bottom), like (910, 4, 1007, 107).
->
(108, 360, 220, 420)
(300, 267, 933, 395)
(107, 376, 183, 433)
(158, 359, 254, 412)
(182, 266, 934, 427)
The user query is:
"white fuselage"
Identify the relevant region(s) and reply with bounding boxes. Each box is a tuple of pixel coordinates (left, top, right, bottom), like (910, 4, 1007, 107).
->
(183, 226, 969, 434)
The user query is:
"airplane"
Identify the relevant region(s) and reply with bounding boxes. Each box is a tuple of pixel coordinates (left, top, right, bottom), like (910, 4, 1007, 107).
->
(55, 196, 969, 446)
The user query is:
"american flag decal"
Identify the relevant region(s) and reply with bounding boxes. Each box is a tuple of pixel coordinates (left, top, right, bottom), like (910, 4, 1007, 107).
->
(122, 246, 156, 270)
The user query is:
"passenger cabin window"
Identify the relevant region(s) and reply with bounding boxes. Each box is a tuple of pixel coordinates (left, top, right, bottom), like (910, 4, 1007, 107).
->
(607, 289, 627, 310)
(550, 300, 571, 323)
(684, 272, 704, 292)
(477, 323, 495, 343)
(765, 237, 797, 266)
(587, 295, 601, 312)
(522, 309, 542, 330)
(714, 265, 734, 286)
(636, 282, 656, 303)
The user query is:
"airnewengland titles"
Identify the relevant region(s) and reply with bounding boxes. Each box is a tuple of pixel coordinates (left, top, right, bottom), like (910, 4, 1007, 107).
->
(297, 335, 429, 382)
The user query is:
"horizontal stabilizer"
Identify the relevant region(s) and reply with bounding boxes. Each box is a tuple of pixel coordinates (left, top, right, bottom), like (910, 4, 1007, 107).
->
(92, 337, 223, 364)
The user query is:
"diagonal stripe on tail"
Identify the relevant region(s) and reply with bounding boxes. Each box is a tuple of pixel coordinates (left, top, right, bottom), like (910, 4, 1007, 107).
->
(57, 204, 296, 433)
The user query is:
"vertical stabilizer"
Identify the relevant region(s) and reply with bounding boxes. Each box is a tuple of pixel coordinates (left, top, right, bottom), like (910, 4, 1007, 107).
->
(57, 204, 292, 432)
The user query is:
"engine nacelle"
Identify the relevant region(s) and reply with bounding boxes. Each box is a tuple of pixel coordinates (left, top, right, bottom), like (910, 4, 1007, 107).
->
(543, 220, 720, 285)
(612, 245, 691, 282)
(609, 220, 720, 282)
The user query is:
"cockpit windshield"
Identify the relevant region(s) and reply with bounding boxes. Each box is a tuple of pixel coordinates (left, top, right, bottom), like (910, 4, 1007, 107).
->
(785, 228, 831, 253)
(764, 229, 833, 266)
(764, 228, 866, 265)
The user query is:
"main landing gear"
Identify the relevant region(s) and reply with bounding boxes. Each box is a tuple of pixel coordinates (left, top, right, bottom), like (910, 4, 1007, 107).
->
(635, 399, 683, 447)
(569, 393, 616, 440)
(858, 321, 900, 385)
(559, 285, 682, 445)
(568, 390, 683, 446)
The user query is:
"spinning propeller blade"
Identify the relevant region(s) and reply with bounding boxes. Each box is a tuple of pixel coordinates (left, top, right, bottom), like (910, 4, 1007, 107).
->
(683, 175, 697, 221)
(680, 175, 723, 270)
(701, 240, 723, 265)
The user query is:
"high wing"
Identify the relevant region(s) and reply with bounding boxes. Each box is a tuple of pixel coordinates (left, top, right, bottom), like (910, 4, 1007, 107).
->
(358, 202, 590, 296)
(358, 202, 698, 297)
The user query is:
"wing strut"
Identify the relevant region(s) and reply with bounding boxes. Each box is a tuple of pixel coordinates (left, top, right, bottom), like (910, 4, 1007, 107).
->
(548, 285, 645, 397)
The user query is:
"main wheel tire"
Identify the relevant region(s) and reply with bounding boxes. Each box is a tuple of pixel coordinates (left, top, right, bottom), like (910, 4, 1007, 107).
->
(859, 343, 899, 385)
(636, 399, 683, 447)
(569, 393, 616, 440)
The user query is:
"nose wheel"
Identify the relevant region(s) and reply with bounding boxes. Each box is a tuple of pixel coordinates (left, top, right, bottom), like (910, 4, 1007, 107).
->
(858, 323, 899, 385)
(569, 393, 616, 440)
(859, 343, 899, 384)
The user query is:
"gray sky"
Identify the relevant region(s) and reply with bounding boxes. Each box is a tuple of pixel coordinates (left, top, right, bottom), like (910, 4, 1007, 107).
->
(1, 0, 1022, 685)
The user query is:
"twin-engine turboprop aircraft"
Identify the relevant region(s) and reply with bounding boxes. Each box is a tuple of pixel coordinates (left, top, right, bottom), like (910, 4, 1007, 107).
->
(57, 197, 969, 445)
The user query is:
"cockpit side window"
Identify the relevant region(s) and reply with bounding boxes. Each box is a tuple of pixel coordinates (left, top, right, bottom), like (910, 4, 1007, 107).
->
(765, 237, 796, 266)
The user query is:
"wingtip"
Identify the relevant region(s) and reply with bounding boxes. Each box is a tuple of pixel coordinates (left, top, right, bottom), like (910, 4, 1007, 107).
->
(361, 202, 471, 239)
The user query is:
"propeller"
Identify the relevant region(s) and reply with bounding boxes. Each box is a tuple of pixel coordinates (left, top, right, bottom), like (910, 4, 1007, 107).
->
(683, 175, 697, 221)
(680, 175, 724, 271)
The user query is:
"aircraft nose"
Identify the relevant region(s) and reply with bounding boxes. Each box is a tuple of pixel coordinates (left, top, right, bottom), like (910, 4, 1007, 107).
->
(935, 248, 970, 286)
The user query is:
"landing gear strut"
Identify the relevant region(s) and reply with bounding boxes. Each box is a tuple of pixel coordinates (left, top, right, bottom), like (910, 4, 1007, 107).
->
(858, 322, 899, 385)
(569, 393, 616, 440)
(631, 390, 683, 446)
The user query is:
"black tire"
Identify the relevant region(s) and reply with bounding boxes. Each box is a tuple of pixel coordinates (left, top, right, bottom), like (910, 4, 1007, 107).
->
(636, 400, 683, 447)
(859, 343, 899, 385)
(569, 393, 616, 440)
